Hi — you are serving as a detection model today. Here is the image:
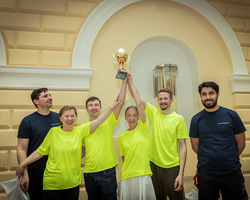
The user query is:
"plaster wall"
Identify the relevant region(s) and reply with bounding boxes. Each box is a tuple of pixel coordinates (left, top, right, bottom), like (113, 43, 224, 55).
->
(0, 0, 250, 199)
(88, 0, 250, 194)
(0, 0, 101, 67)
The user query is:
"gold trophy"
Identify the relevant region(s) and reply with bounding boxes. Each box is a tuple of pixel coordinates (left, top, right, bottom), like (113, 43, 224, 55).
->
(113, 48, 129, 80)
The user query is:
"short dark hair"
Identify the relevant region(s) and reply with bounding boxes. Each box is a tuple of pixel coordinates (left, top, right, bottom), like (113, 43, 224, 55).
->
(158, 89, 173, 100)
(59, 106, 77, 121)
(31, 88, 48, 108)
(125, 106, 138, 116)
(198, 82, 219, 94)
(86, 96, 101, 108)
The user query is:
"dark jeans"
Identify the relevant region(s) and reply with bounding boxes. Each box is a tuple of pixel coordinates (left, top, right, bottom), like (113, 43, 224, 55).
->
(197, 170, 244, 200)
(150, 162, 185, 200)
(28, 175, 43, 200)
(84, 167, 117, 200)
(43, 185, 79, 200)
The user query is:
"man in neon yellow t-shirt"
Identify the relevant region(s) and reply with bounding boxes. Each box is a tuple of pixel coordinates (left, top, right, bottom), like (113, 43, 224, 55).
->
(141, 89, 189, 200)
(82, 79, 126, 200)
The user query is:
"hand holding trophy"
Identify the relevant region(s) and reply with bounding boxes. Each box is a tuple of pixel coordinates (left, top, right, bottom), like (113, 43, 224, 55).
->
(113, 48, 129, 80)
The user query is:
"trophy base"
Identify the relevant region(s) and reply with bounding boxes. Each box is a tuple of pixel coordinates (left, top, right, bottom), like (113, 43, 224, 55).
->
(116, 71, 127, 80)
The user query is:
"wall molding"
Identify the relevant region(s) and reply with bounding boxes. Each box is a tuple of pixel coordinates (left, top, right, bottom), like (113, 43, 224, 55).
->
(0, 65, 93, 90)
(228, 74, 250, 93)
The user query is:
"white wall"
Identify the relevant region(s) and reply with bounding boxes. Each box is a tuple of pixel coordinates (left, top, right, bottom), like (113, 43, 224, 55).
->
(114, 36, 201, 136)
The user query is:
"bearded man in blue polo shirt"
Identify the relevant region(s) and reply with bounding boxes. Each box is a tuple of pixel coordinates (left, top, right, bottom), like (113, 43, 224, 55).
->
(189, 81, 246, 200)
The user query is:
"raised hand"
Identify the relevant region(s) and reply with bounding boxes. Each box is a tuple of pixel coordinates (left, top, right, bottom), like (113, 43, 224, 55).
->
(110, 94, 121, 110)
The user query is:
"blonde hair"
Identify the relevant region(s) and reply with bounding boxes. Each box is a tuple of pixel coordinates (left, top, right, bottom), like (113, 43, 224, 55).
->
(125, 106, 138, 115)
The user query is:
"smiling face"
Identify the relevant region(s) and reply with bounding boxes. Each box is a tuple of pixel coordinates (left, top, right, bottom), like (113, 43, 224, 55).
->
(200, 87, 219, 110)
(125, 108, 139, 131)
(158, 92, 173, 111)
(60, 109, 76, 132)
(86, 99, 102, 119)
(34, 91, 52, 109)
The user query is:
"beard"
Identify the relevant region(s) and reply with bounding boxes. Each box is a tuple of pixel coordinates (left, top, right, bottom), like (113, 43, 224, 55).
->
(202, 98, 218, 109)
(160, 103, 171, 111)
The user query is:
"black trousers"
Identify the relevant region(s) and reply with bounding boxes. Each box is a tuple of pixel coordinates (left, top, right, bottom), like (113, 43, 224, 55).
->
(150, 162, 184, 200)
(43, 185, 79, 200)
(197, 170, 244, 200)
(28, 175, 43, 200)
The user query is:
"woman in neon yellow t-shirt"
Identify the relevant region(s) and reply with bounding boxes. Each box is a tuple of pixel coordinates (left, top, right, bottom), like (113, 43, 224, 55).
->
(118, 72, 156, 200)
(16, 98, 120, 200)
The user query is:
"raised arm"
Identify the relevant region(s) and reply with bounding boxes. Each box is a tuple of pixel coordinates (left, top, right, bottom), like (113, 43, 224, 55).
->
(16, 150, 43, 178)
(126, 72, 147, 109)
(141, 97, 147, 109)
(90, 95, 120, 133)
(112, 69, 127, 119)
(127, 72, 146, 123)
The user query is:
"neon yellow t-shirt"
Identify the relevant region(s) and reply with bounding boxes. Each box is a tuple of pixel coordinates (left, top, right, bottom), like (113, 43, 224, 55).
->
(118, 119, 152, 180)
(145, 103, 189, 168)
(37, 123, 90, 190)
(82, 112, 120, 173)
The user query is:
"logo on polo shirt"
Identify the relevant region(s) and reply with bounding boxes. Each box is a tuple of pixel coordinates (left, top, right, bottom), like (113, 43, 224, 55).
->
(217, 122, 229, 125)
(51, 123, 60, 126)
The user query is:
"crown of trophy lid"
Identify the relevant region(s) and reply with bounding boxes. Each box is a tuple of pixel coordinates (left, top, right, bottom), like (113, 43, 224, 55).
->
(115, 48, 129, 64)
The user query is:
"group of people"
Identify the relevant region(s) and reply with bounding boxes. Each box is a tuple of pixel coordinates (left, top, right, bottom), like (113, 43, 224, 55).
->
(16, 70, 246, 200)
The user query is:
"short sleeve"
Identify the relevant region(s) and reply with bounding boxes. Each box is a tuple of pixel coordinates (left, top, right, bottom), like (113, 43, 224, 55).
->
(77, 123, 90, 140)
(145, 103, 157, 122)
(106, 112, 120, 128)
(233, 112, 246, 135)
(139, 118, 149, 139)
(189, 117, 199, 138)
(17, 119, 31, 138)
(176, 116, 189, 139)
(37, 129, 52, 155)
(118, 135, 124, 157)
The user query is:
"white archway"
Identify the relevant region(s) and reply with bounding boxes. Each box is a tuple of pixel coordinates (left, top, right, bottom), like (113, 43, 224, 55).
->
(72, 0, 250, 92)
(73, 0, 247, 74)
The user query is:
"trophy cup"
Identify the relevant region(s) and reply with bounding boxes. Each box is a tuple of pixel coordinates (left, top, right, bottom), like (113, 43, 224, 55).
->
(114, 48, 129, 80)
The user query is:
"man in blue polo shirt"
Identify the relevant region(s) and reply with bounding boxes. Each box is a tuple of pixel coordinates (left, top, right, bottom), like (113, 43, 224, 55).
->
(189, 81, 246, 200)
(17, 88, 60, 200)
